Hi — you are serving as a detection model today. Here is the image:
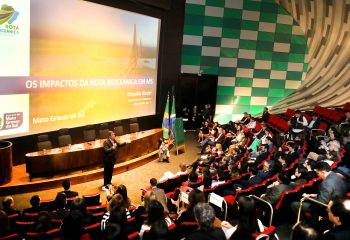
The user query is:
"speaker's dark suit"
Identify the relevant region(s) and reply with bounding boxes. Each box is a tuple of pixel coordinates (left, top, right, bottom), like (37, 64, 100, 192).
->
(103, 138, 122, 186)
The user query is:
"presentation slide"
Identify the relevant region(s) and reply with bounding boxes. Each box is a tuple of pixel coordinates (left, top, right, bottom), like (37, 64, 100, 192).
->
(0, 0, 160, 139)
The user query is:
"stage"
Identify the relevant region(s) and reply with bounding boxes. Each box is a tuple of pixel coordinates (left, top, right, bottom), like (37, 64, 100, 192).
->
(0, 129, 162, 196)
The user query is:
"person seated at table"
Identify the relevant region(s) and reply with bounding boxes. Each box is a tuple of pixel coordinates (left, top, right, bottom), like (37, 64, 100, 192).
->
(176, 189, 206, 226)
(23, 195, 44, 214)
(58, 179, 79, 198)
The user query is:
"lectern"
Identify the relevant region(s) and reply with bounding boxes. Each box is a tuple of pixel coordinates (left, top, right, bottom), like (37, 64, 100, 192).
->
(0, 141, 13, 185)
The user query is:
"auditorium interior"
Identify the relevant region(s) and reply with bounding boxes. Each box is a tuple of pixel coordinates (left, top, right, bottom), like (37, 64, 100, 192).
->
(0, 0, 350, 239)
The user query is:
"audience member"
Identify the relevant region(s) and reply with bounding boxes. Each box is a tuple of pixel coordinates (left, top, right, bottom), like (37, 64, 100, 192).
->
(116, 184, 132, 209)
(176, 189, 205, 226)
(159, 162, 188, 182)
(1, 196, 20, 216)
(186, 203, 226, 240)
(101, 193, 125, 231)
(48, 193, 69, 220)
(149, 178, 168, 213)
(261, 107, 270, 123)
(322, 197, 350, 240)
(34, 211, 53, 234)
(289, 110, 308, 140)
(222, 196, 264, 240)
(139, 200, 173, 239)
(59, 179, 79, 198)
(291, 161, 347, 216)
(60, 210, 92, 240)
(223, 165, 262, 196)
(70, 197, 93, 226)
(261, 172, 293, 205)
(291, 222, 319, 240)
(290, 165, 308, 187)
(303, 159, 318, 181)
(103, 223, 123, 240)
(23, 195, 44, 214)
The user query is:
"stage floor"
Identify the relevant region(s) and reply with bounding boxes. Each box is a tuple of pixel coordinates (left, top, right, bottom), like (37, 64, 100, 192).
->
(0, 149, 159, 196)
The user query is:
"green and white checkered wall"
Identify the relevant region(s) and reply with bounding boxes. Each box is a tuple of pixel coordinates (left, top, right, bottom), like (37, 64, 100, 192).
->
(181, 0, 308, 123)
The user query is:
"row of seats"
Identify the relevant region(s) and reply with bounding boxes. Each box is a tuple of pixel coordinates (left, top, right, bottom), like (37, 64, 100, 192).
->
(36, 118, 140, 150)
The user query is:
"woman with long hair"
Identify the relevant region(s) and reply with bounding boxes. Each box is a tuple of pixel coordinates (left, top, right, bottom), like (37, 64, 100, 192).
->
(221, 196, 264, 240)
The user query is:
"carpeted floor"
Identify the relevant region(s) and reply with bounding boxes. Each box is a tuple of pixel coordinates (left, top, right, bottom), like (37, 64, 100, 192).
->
(1, 131, 199, 211)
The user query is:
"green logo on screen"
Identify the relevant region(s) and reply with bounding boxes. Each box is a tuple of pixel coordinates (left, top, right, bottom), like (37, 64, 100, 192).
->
(0, 4, 19, 34)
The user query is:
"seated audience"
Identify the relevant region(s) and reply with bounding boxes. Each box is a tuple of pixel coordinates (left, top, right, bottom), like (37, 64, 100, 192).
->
(256, 160, 273, 180)
(200, 127, 225, 154)
(291, 161, 347, 215)
(101, 193, 125, 232)
(139, 200, 173, 239)
(261, 172, 293, 205)
(290, 165, 308, 187)
(221, 196, 265, 240)
(116, 184, 132, 209)
(0, 210, 10, 237)
(246, 117, 256, 130)
(108, 202, 128, 240)
(289, 110, 308, 139)
(186, 202, 226, 240)
(176, 189, 205, 225)
(303, 159, 318, 181)
(237, 112, 250, 125)
(23, 195, 44, 214)
(2, 196, 20, 216)
(70, 197, 93, 226)
(103, 223, 124, 240)
(148, 178, 168, 213)
(59, 179, 79, 198)
(159, 162, 188, 182)
(223, 165, 262, 196)
(60, 210, 92, 240)
(261, 107, 270, 123)
(148, 219, 171, 240)
(34, 211, 53, 234)
(322, 197, 350, 240)
(48, 193, 69, 220)
(291, 222, 319, 240)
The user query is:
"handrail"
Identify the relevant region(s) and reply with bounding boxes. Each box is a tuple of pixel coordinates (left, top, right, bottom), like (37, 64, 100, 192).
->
(249, 195, 274, 227)
(297, 197, 328, 223)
